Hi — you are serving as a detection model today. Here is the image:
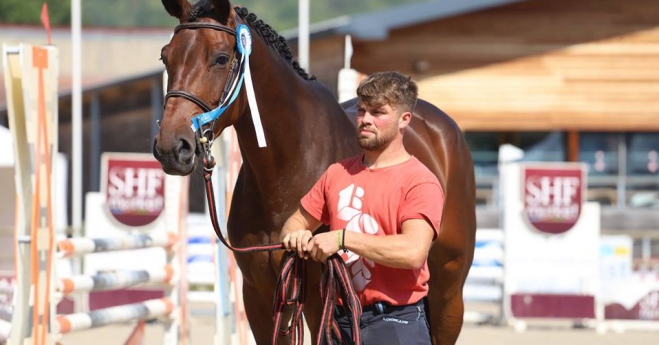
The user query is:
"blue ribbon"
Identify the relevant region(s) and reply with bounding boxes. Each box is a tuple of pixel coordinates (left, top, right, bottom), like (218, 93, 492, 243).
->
(190, 71, 245, 132)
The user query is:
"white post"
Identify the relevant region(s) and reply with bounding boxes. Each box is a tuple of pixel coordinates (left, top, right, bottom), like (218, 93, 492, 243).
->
(71, 0, 83, 263)
(344, 35, 352, 69)
(71, 0, 85, 315)
(298, 0, 310, 72)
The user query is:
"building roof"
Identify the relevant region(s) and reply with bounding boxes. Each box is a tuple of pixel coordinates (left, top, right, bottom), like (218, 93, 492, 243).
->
(2, 0, 523, 114)
(282, 0, 525, 40)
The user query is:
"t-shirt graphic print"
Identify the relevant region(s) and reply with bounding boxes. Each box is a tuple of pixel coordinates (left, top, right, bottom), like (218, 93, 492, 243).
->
(337, 183, 378, 291)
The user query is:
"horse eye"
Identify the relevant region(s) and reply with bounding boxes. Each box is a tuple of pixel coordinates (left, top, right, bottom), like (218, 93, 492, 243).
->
(214, 55, 230, 66)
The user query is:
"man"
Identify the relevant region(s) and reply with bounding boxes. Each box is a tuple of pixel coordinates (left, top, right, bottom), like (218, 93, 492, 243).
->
(280, 71, 444, 345)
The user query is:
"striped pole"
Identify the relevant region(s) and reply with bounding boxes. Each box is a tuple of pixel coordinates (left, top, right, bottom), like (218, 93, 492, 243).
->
(58, 265, 174, 295)
(58, 232, 177, 258)
(55, 298, 174, 334)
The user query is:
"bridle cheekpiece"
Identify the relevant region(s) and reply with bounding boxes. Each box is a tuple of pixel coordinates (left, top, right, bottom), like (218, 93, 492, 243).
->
(163, 18, 266, 157)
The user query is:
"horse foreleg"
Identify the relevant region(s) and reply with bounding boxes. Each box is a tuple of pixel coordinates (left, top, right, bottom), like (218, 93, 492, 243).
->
(243, 282, 291, 345)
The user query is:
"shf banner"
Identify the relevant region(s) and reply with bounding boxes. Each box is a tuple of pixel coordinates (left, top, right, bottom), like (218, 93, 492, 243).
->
(101, 153, 166, 229)
(502, 162, 600, 320)
(86, 153, 169, 278)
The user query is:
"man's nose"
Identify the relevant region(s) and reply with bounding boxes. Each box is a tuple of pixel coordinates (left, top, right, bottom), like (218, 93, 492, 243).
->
(361, 112, 374, 123)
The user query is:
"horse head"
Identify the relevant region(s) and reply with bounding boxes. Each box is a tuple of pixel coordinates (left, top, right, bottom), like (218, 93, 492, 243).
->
(154, 0, 246, 175)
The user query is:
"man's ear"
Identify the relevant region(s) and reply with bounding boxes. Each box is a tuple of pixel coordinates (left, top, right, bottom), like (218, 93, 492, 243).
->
(399, 111, 412, 129)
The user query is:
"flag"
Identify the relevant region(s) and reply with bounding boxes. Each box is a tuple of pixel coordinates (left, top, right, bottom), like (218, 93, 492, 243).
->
(40, 3, 52, 45)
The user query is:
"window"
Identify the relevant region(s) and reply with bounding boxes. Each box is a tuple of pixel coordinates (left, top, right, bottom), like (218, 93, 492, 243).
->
(579, 133, 619, 176)
(518, 132, 565, 163)
(626, 133, 659, 208)
(464, 132, 499, 178)
(627, 133, 659, 176)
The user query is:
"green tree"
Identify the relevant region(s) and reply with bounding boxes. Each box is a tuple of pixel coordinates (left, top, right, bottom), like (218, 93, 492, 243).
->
(83, 1, 177, 27)
(0, 0, 428, 30)
(0, 0, 70, 25)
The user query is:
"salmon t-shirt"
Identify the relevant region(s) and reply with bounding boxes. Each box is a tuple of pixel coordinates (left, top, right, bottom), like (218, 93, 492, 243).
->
(300, 154, 444, 306)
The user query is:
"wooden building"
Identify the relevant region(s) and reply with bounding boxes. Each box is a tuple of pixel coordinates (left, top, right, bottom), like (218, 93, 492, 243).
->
(301, 0, 659, 131)
(293, 0, 659, 235)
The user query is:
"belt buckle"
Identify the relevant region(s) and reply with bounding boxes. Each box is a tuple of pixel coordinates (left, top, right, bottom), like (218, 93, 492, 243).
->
(374, 301, 386, 315)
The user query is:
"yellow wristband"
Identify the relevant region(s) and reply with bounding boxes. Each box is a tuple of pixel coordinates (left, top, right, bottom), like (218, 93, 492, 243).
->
(341, 229, 346, 252)
(337, 230, 343, 250)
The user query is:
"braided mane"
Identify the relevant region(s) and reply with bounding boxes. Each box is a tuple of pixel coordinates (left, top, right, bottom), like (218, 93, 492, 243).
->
(187, 1, 315, 80)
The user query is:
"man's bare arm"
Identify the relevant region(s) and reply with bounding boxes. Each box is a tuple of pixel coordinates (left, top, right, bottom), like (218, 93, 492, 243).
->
(343, 218, 435, 269)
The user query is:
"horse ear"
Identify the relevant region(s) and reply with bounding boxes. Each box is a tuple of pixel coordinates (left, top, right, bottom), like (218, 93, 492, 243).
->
(161, 0, 191, 20)
(210, 0, 232, 23)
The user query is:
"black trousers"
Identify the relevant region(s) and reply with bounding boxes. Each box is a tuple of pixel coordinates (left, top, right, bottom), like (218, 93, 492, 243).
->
(331, 299, 432, 345)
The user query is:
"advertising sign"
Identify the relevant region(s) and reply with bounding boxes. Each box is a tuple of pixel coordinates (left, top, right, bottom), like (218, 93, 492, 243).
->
(523, 166, 585, 234)
(101, 153, 165, 229)
(502, 162, 599, 320)
(600, 236, 659, 321)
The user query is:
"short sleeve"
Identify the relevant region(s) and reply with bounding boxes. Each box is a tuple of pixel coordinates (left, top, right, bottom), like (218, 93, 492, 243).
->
(300, 169, 331, 225)
(399, 181, 444, 240)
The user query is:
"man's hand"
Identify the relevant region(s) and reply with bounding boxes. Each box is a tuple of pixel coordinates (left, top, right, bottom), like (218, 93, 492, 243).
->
(307, 231, 341, 263)
(279, 208, 323, 259)
(281, 229, 313, 259)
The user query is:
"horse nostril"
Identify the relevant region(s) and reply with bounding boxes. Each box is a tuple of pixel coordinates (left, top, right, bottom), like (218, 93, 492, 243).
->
(175, 137, 195, 162)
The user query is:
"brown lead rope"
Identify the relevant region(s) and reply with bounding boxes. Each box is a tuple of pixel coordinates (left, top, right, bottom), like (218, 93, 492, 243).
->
(197, 137, 361, 345)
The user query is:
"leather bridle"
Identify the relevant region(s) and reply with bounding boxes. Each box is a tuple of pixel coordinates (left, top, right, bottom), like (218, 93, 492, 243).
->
(163, 21, 242, 134)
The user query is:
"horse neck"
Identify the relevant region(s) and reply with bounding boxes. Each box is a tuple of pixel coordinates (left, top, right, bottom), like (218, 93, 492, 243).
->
(230, 33, 356, 208)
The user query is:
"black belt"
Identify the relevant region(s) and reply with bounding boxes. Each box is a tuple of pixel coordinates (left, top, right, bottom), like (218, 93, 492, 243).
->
(362, 299, 425, 315)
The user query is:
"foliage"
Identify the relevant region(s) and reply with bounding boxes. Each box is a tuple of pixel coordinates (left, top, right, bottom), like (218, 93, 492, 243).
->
(0, 0, 427, 30)
(0, 0, 70, 25)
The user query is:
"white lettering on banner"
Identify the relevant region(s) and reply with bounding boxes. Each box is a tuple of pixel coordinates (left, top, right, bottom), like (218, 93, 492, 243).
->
(106, 197, 164, 213)
(525, 176, 580, 205)
(108, 167, 163, 198)
(107, 167, 164, 213)
(525, 204, 579, 220)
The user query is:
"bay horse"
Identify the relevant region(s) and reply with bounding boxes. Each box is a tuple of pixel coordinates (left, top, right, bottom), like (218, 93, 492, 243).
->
(153, 0, 476, 344)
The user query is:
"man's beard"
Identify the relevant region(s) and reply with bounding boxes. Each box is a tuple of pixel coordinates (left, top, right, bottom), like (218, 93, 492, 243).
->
(358, 136, 386, 150)
(357, 126, 397, 151)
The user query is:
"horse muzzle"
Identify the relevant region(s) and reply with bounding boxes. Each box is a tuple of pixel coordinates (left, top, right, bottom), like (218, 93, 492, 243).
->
(152, 134, 197, 176)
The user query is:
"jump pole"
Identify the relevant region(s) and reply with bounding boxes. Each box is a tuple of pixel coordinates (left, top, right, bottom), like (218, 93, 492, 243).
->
(3, 43, 59, 345)
(4, 43, 189, 345)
